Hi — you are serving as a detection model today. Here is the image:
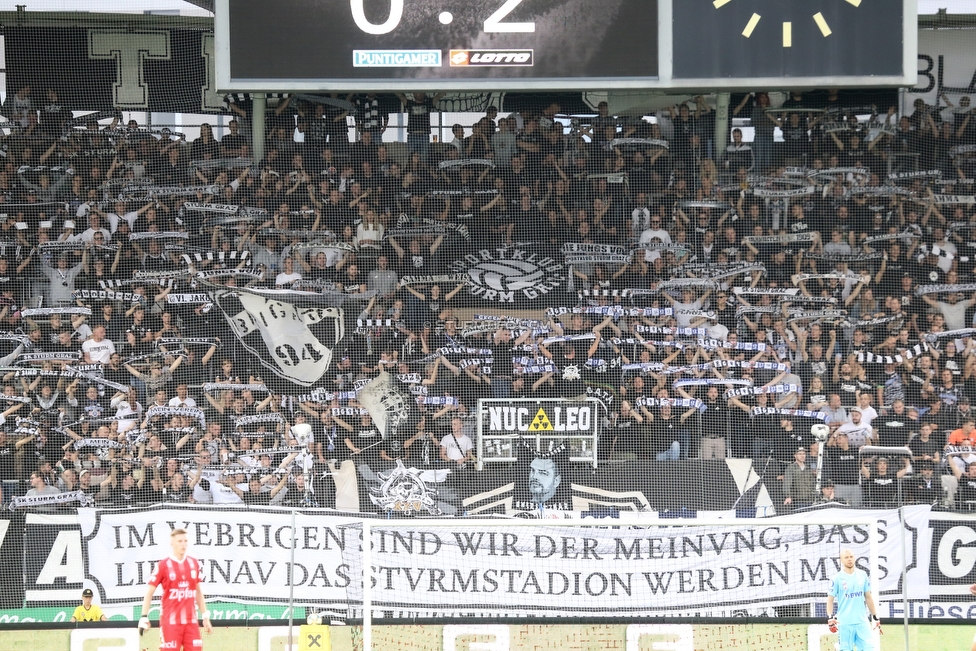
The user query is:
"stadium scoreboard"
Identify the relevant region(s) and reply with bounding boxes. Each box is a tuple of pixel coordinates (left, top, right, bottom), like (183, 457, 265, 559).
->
(214, 0, 917, 91)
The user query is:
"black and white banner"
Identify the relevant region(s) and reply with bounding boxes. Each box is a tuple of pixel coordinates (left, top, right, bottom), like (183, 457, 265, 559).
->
(923, 328, 976, 343)
(399, 274, 466, 287)
(805, 252, 883, 263)
(449, 246, 567, 305)
(73, 289, 143, 303)
(9, 491, 90, 511)
(807, 167, 870, 179)
(751, 186, 816, 198)
(743, 232, 818, 245)
(77, 507, 363, 606)
(751, 407, 827, 421)
(725, 384, 800, 399)
(481, 399, 599, 437)
(40, 504, 933, 615)
(849, 185, 914, 197)
(145, 405, 206, 427)
(183, 202, 241, 215)
(206, 282, 353, 389)
(931, 194, 976, 205)
(949, 144, 976, 160)
(915, 283, 976, 296)
(0, 478, 961, 618)
(562, 243, 630, 256)
(119, 184, 222, 200)
(733, 287, 799, 297)
(73, 438, 126, 451)
(166, 293, 213, 306)
(357, 372, 422, 440)
(565, 254, 632, 265)
(6, 27, 221, 113)
(889, 170, 941, 181)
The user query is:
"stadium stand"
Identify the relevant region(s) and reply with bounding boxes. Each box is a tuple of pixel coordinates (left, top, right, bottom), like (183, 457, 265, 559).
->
(0, 83, 974, 515)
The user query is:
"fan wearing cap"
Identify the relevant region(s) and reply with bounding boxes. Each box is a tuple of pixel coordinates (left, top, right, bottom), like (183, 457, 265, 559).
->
(70, 588, 107, 622)
(817, 481, 847, 505)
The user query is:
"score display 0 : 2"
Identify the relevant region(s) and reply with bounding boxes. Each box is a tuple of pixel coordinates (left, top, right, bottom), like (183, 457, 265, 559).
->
(349, 0, 535, 35)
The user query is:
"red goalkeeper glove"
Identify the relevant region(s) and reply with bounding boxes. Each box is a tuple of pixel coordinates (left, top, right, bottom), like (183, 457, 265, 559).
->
(871, 615, 882, 633)
(827, 618, 837, 634)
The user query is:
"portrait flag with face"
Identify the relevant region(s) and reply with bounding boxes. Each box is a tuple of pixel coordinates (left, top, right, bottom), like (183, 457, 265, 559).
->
(515, 441, 571, 510)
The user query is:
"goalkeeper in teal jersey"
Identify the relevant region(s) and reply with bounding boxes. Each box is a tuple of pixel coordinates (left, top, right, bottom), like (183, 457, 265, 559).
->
(826, 549, 881, 651)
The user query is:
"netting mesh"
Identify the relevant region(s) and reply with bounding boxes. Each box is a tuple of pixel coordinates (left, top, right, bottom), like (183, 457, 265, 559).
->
(354, 519, 883, 620)
(0, 2, 971, 630)
(436, 93, 499, 113)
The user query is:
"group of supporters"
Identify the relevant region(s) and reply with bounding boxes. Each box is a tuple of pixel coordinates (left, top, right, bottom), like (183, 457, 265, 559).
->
(0, 87, 974, 511)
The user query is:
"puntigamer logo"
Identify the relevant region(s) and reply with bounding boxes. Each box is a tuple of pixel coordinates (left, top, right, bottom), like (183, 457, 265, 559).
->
(451, 247, 565, 303)
(449, 49, 534, 66)
(353, 50, 442, 67)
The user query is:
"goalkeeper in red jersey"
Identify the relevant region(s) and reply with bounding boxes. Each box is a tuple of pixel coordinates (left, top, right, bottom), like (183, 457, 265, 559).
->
(138, 528, 213, 650)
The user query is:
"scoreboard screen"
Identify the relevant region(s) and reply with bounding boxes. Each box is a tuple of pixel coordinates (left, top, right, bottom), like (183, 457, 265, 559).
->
(214, 0, 915, 92)
(216, 0, 659, 91)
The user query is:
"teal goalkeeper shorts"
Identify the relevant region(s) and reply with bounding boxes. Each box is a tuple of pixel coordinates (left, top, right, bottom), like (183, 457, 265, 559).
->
(838, 622, 873, 651)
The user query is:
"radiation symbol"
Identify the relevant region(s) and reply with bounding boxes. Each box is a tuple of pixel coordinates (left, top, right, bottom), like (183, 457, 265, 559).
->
(528, 408, 553, 431)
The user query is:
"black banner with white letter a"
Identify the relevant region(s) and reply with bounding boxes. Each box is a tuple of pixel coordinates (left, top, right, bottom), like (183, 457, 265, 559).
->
(23, 512, 83, 606)
(0, 513, 23, 609)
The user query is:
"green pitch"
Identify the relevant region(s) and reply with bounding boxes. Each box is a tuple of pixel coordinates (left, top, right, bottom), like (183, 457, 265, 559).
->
(0, 627, 257, 650)
(894, 624, 973, 651)
(0, 621, 971, 650)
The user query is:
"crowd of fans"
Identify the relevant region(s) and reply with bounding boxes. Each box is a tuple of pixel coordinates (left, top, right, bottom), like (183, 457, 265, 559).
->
(0, 86, 974, 512)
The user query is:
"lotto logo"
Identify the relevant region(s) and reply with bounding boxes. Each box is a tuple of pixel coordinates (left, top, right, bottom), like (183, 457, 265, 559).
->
(448, 50, 533, 66)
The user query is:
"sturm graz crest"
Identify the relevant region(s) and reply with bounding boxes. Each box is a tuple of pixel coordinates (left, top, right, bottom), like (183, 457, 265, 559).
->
(450, 246, 566, 304)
